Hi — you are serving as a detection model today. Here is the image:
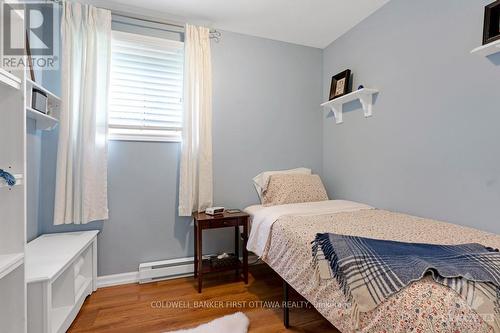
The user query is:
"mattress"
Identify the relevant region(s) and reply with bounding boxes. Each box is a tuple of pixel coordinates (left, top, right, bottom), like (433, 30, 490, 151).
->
(245, 200, 500, 333)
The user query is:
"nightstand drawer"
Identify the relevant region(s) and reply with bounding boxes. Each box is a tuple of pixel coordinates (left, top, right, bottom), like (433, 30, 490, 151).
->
(202, 218, 239, 229)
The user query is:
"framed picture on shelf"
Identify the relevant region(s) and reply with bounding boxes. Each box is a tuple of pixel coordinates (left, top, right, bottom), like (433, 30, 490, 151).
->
(329, 69, 351, 100)
(483, 0, 500, 45)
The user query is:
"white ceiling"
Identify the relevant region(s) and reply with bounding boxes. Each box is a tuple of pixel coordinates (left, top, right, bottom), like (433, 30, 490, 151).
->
(88, 0, 390, 49)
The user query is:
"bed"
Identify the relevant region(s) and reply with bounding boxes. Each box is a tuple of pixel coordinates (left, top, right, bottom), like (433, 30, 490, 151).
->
(245, 200, 500, 333)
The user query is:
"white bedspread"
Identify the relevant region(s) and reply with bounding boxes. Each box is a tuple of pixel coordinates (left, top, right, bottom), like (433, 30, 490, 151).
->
(244, 200, 373, 256)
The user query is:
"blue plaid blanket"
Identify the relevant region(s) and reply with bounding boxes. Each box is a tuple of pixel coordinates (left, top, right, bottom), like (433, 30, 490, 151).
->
(312, 233, 500, 330)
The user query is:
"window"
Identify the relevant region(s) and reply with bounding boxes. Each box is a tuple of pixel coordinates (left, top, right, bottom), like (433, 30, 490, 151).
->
(109, 30, 184, 142)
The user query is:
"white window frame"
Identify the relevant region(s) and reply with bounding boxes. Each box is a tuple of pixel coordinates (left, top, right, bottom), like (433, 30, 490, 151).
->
(108, 30, 184, 143)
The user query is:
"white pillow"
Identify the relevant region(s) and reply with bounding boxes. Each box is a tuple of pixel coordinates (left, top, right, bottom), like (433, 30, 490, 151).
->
(252, 167, 311, 201)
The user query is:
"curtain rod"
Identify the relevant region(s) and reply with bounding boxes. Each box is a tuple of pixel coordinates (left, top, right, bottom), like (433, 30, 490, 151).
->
(51, 0, 184, 28)
(52, 1, 221, 40)
(112, 11, 221, 41)
(112, 11, 221, 36)
(111, 11, 185, 30)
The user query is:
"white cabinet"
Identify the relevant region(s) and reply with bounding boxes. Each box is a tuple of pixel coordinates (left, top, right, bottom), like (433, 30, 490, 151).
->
(0, 265, 26, 333)
(26, 231, 99, 333)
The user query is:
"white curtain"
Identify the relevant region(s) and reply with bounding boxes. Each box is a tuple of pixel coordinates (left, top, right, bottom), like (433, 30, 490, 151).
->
(178, 24, 213, 216)
(54, 2, 111, 225)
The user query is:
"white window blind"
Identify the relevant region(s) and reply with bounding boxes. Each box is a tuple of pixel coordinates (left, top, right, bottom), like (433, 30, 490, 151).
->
(109, 30, 184, 141)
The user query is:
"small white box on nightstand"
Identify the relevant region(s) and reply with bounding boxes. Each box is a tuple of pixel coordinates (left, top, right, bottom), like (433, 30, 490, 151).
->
(205, 207, 225, 215)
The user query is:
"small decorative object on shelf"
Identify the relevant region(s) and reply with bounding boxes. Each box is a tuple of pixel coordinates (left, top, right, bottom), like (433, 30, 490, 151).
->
(329, 69, 351, 100)
(205, 206, 225, 215)
(209, 253, 239, 269)
(358, 84, 364, 90)
(32, 88, 48, 114)
(483, 1, 500, 45)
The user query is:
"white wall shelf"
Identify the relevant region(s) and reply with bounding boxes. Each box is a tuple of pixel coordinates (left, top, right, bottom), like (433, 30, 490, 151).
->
(0, 173, 23, 189)
(0, 68, 21, 90)
(26, 79, 61, 130)
(0, 253, 24, 280)
(471, 39, 500, 57)
(27, 107, 59, 130)
(321, 88, 378, 124)
(26, 78, 61, 104)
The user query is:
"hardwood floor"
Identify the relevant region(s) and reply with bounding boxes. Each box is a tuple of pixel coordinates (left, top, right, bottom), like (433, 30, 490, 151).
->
(69, 264, 341, 332)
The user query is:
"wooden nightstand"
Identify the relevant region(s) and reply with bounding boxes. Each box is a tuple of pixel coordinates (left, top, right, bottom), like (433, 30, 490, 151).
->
(192, 211, 249, 293)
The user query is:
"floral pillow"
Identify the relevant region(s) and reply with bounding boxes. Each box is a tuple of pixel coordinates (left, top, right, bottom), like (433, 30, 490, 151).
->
(262, 174, 329, 206)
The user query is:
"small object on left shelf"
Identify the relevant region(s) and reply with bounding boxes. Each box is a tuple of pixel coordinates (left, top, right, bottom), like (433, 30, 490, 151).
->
(0, 169, 16, 187)
(32, 88, 48, 114)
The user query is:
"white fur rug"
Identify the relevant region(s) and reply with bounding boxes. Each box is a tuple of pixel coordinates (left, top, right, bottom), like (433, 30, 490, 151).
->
(166, 312, 249, 333)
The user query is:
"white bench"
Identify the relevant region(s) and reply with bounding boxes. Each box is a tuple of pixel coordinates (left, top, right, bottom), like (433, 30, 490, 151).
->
(26, 231, 99, 333)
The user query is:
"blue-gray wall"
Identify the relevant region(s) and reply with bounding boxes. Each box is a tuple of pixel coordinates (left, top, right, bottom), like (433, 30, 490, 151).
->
(28, 0, 500, 277)
(26, 4, 60, 242)
(28, 30, 323, 275)
(26, 119, 42, 241)
(322, 0, 500, 234)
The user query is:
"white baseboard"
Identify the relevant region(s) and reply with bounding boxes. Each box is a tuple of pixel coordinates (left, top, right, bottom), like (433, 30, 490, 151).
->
(97, 254, 260, 289)
(97, 271, 139, 288)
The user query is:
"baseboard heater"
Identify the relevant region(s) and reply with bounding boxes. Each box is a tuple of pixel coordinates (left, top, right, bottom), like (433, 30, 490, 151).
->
(139, 254, 260, 284)
(139, 257, 195, 284)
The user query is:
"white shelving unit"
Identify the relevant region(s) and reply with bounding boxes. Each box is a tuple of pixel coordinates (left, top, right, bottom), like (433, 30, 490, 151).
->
(25, 79, 61, 130)
(471, 39, 500, 57)
(26, 107, 59, 131)
(26, 231, 99, 333)
(321, 88, 379, 124)
(0, 7, 27, 333)
(0, 253, 24, 280)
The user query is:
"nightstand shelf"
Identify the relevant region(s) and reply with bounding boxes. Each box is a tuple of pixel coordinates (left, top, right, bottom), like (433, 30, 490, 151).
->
(192, 211, 249, 293)
(201, 258, 243, 274)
